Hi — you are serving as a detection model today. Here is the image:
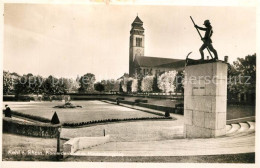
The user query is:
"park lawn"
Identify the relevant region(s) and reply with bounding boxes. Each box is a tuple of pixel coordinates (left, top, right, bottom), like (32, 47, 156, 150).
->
(3, 101, 160, 123)
(2, 133, 66, 161)
(71, 95, 255, 120)
(64, 153, 255, 163)
(3, 98, 255, 123)
(108, 95, 255, 120)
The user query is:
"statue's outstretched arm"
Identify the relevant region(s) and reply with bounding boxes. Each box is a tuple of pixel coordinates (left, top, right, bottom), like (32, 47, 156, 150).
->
(195, 25, 207, 31)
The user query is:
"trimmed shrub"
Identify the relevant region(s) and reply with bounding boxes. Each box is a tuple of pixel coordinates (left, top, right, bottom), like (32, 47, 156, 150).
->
(116, 97, 125, 100)
(175, 103, 184, 114)
(3, 117, 60, 138)
(165, 111, 170, 117)
(62, 116, 173, 128)
(135, 99, 148, 103)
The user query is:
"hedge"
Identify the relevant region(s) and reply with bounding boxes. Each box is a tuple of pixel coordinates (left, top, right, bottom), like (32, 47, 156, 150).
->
(3, 117, 60, 138)
(135, 99, 148, 103)
(116, 97, 125, 101)
(63, 116, 173, 128)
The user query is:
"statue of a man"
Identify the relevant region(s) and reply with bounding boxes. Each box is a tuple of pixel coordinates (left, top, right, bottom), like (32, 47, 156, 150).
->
(195, 20, 218, 60)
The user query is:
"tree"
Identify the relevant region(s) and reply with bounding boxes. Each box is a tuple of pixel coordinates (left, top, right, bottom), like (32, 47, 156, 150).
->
(152, 75, 160, 92)
(141, 75, 154, 92)
(120, 76, 133, 93)
(112, 80, 121, 92)
(137, 76, 143, 92)
(78, 73, 96, 93)
(42, 75, 60, 94)
(158, 71, 178, 93)
(127, 80, 132, 92)
(131, 78, 138, 93)
(69, 78, 80, 93)
(94, 82, 105, 92)
(3, 71, 12, 95)
(30, 75, 45, 95)
(101, 79, 118, 92)
(228, 54, 256, 103)
(57, 78, 69, 94)
(14, 74, 30, 95)
(119, 82, 123, 92)
(175, 70, 184, 93)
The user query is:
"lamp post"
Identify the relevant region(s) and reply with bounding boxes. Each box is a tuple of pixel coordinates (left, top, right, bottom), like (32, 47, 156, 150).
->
(56, 126, 62, 160)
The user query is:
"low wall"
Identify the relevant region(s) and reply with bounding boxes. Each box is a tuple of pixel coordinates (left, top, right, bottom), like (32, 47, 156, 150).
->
(63, 135, 110, 154)
(3, 117, 60, 138)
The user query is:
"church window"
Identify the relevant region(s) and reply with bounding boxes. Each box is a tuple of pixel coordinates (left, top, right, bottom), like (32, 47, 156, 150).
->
(136, 38, 142, 47)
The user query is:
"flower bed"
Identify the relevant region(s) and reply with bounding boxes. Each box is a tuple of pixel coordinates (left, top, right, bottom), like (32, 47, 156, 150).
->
(53, 102, 82, 108)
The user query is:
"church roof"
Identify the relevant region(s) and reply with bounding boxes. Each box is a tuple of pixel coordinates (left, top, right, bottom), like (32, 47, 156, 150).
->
(157, 60, 186, 68)
(133, 16, 143, 23)
(135, 56, 185, 68)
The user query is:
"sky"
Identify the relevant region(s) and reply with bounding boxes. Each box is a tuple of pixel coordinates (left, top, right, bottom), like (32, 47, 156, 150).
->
(3, 4, 256, 81)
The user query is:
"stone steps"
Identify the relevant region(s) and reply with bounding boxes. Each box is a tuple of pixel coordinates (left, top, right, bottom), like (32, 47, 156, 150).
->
(226, 123, 241, 135)
(225, 125, 232, 132)
(238, 123, 250, 132)
(225, 122, 255, 137)
(247, 121, 255, 130)
(76, 129, 255, 156)
(73, 121, 255, 157)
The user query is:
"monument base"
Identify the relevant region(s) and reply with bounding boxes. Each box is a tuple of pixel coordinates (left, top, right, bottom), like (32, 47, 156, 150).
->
(184, 61, 227, 138)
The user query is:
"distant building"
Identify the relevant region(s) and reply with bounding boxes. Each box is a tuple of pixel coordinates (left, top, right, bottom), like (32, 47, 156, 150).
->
(129, 16, 185, 77)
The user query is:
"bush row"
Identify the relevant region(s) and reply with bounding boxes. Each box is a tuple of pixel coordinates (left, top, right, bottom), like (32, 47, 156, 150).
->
(6, 110, 51, 123)
(134, 99, 148, 103)
(3, 117, 60, 138)
(63, 116, 172, 127)
(116, 97, 125, 101)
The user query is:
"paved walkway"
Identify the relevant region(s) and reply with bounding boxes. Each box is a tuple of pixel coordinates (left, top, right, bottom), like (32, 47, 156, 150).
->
(74, 125, 255, 156)
(62, 101, 255, 157)
(75, 134, 254, 156)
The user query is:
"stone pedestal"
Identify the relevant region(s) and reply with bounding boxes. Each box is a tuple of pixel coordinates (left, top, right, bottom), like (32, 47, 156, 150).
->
(184, 61, 227, 138)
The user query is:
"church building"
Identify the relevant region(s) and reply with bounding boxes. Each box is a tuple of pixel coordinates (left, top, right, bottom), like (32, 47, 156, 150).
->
(129, 16, 186, 77)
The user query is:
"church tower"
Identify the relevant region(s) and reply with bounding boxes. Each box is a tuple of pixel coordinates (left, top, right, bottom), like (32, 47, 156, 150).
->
(129, 16, 145, 76)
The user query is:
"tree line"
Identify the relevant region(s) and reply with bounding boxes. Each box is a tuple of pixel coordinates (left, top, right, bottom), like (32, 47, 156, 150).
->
(3, 54, 256, 100)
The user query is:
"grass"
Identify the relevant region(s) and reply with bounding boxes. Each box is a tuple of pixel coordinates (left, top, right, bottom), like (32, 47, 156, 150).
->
(71, 95, 255, 120)
(116, 96, 255, 120)
(64, 153, 255, 163)
(2, 133, 66, 161)
(3, 101, 161, 123)
(106, 95, 255, 120)
(3, 133, 254, 162)
(4, 96, 255, 122)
